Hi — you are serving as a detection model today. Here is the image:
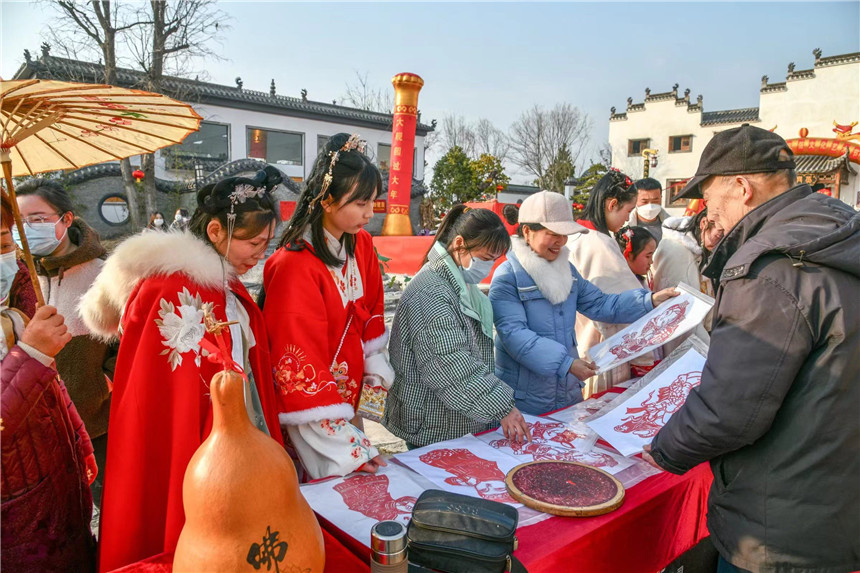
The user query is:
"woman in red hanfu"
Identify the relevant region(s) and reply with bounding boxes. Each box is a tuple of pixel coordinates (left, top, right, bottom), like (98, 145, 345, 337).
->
(260, 133, 393, 480)
(79, 168, 285, 573)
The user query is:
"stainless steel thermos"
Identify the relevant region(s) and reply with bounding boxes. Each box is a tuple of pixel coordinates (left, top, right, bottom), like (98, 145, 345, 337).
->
(370, 520, 408, 572)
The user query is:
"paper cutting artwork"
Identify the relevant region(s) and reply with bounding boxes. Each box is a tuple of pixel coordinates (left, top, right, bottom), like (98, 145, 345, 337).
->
(332, 473, 418, 524)
(588, 284, 714, 373)
(613, 371, 702, 438)
(587, 348, 707, 456)
(608, 300, 689, 361)
(299, 463, 428, 547)
(395, 435, 522, 506)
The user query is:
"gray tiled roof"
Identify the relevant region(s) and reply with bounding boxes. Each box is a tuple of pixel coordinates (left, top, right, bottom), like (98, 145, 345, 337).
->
(794, 153, 854, 175)
(700, 107, 760, 127)
(14, 55, 434, 135)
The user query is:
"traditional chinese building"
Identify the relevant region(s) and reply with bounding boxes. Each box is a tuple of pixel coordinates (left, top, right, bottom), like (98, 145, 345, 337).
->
(607, 49, 860, 211)
(12, 47, 434, 236)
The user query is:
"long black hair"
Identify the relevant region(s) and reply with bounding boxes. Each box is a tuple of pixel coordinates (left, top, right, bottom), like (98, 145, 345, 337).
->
(428, 204, 511, 263)
(189, 166, 281, 245)
(278, 133, 382, 267)
(581, 169, 637, 235)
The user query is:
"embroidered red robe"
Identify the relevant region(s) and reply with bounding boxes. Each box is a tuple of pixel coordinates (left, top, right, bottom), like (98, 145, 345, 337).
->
(97, 274, 283, 573)
(263, 229, 386, 425)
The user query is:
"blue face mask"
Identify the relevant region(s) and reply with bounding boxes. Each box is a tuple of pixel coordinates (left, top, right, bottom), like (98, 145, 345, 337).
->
(13, 221, 65, 256)
(461, 254, 496, 284)
(0, 251, 18, 304)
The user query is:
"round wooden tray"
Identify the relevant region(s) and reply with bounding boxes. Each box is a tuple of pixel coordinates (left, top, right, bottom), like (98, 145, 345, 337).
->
(505, 461, 625, 517)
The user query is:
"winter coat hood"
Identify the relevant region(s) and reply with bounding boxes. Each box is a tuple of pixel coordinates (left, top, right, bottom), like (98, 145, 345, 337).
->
(79, 231, 234, 340)
(661, 217, 703, 258)
(705, 185, 860, 283)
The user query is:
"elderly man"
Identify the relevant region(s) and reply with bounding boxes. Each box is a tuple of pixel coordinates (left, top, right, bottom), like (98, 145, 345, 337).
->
(644, 124, 860, 573)
(627, 177, 670, 242)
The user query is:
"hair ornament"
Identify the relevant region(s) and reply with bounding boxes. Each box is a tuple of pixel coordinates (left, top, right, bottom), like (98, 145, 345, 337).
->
(621, 227, 634, 257)
(309, 134, 367, 208)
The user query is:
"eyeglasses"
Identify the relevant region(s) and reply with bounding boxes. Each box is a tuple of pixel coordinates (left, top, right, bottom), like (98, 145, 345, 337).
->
(22, 212, 63, 227)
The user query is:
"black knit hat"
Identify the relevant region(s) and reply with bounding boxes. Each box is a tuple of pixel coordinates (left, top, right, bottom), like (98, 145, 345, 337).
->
(674, 124, 795, 201)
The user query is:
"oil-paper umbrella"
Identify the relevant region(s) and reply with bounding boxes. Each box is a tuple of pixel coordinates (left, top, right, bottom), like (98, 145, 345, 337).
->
(1, 78, 202, 304)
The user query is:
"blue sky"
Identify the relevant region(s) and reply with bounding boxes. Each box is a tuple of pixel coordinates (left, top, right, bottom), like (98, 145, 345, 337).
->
(2, 1, 859, 182)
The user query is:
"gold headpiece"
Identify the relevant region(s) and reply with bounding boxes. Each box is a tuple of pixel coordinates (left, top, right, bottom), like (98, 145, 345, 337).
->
(309, 134, 366, 208)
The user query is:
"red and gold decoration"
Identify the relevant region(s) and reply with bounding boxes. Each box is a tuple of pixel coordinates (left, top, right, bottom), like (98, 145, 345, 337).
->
(786, 123, 860, 200)
(382, 73, 424, 236)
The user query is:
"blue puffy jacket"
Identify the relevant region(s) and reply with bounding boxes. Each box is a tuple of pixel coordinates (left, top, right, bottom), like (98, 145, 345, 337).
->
(489, 242, 652, 415)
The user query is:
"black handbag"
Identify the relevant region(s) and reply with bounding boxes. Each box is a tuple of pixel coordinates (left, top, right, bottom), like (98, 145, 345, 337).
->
(406, 489, 526, 573)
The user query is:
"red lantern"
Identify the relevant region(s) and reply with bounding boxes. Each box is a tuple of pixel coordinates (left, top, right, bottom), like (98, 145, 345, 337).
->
(132, 169, 145, 182)
(496, 184, 504, 191)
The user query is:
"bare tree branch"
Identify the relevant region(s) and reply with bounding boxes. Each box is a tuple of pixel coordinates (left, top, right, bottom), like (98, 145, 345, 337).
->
(341, 70, 394, 113)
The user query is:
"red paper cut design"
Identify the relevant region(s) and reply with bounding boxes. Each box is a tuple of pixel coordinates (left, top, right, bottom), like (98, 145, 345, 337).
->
(419, 448, 515, 503)
(332, 473, 417, 525)
(488, 437, 619, 468)
(614, 371, 702, 438)
(609, 300, 690, 361)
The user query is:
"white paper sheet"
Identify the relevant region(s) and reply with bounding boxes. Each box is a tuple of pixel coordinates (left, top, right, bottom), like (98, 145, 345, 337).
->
(586, 348, 707, 456)
(546, 393, 619, 425)
(587, 283, 714, 373)
(474, 413, 597, 456)
(299, 463, 431, 547)
(394, 435, 523, 505)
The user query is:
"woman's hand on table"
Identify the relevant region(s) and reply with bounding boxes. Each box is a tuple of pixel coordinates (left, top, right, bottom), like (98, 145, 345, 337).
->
(358, 455, 387, 474)
(570, 358, 598, 380)
(501, 407, 531, 444)
(651, 288, 680, 307)
(641, 444, 662, 470)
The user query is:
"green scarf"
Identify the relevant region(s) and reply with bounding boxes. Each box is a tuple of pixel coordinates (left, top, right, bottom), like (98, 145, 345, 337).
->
(433, 242, 495, 339)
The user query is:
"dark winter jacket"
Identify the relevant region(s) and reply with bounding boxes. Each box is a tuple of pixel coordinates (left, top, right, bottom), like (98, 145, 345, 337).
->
(35, 218, 116, 438)
(650, 185, 860, 573)
(1, 328, 96, 572)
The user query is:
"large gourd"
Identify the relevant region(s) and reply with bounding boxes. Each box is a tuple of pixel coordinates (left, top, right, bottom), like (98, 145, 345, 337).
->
(174, 369, 325, 572)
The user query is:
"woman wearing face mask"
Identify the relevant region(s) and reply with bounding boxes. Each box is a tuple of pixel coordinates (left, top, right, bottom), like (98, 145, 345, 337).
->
(79, 168, 285, 572)
(1, 190, 96, 573)
(489, 192, 675, 416)
(383, 205, 532, 448)
(146, 211, 167, 231)
(652, 208, 723, 354)
(568, 169, 660, 394)
(169, 208, 190, 232)
(13, 179, 114, 510)
(260, 133, 393, 480)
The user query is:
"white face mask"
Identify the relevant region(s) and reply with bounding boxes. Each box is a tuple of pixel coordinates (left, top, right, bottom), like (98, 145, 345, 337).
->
(636, 203, 662, 221)
(0, 251, 18, 304)
(175, 213, 184, 222)
(461, 255, 495, 284)
(153, 218, 164, 227)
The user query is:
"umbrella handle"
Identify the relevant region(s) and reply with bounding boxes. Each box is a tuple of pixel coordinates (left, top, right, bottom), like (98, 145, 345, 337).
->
(1, 153, 46, 307)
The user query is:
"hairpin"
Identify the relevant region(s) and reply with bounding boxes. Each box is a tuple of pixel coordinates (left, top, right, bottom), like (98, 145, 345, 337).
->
(309, 134, 366, 208)
(622, 228, 634, 257)
(225, 183, 267, 256)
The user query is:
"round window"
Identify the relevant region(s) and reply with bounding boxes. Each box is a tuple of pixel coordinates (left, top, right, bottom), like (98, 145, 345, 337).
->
(99, 194, 130, 226)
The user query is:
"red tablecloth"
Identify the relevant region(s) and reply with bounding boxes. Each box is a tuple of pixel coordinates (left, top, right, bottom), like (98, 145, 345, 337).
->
(319, 464, 711, 573)
(107, 528, 370, 573)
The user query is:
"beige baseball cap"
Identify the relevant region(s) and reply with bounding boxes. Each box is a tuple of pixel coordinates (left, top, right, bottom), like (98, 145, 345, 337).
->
(518, 190, 589, 235)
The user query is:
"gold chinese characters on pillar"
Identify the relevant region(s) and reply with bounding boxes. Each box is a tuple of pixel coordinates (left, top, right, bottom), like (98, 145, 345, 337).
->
(382, 73, 424, 236)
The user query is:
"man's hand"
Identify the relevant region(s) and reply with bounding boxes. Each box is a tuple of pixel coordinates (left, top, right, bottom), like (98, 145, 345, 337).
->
(20, 305, 72, 358)
(358, 455, 387, 474)
(501, 407, 531, 444)
(641, 444, 663, 470)
(651, 288, 680, 307)
(570, 358, 598, 380)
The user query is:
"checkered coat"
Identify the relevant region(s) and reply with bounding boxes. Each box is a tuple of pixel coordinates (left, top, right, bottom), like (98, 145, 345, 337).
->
(383, 247, 515, 447)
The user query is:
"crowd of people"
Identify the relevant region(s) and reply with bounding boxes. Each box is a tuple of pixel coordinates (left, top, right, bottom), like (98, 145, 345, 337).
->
(1, 126, 857, 573)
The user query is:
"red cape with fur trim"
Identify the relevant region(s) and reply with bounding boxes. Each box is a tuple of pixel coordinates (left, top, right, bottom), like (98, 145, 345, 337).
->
(262, 229, 386, 425)
(79, 232, 283, 573)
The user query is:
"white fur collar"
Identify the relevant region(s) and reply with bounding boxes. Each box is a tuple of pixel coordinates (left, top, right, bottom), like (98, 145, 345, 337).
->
(79, 231, 234, 340)
(510, 236, 573, 305)
(662, 217, 702, 257)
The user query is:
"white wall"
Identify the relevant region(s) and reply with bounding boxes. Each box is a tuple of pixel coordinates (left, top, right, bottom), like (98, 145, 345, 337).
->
(153, 102, 426, 183)
(608, 56, 860, 210)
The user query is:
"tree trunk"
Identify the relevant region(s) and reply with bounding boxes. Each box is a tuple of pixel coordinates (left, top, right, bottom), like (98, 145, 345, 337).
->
(119, 158, 143, 229)
(141, 153, 158, 216)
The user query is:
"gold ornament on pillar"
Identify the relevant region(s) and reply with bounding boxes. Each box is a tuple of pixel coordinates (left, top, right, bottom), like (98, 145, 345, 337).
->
(382, 73, 424, 236)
